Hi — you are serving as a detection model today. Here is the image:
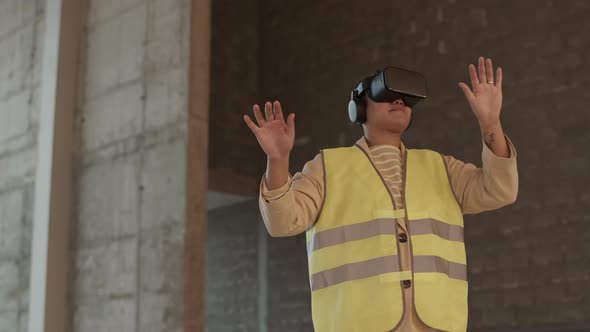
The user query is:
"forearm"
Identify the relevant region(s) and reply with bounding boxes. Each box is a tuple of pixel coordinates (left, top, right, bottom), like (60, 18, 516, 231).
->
(259, 153, 325, 237)
(479, 121, 510, 158)
(259, 190, 307, 237)
(445, 132, 518, 215)
(265, 155, 290, 190)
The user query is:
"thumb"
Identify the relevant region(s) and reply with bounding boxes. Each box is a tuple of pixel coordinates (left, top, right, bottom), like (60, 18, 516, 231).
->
(458, 82, 475, 104)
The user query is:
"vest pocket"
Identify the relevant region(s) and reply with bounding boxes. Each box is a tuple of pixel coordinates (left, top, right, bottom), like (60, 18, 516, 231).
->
(413, 276, 468, 332)
(311, 272, 405, 332)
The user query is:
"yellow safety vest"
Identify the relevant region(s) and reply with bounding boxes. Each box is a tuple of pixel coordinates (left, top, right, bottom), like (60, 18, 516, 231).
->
(306, 145, 467, 332)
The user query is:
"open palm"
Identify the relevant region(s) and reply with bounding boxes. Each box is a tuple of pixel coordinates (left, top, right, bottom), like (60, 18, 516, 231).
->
(243, 101, 295, 160)
(458, 57, 503, 126)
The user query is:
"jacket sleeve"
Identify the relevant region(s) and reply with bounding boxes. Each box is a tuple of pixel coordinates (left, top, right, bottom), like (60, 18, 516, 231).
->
(442, 134, 519, 215)
(258, 152, 325, 237)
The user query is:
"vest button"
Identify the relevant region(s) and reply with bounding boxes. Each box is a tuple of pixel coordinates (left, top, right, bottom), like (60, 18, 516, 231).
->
(403, 280, 412, 288)
(398, 233, 408, 243)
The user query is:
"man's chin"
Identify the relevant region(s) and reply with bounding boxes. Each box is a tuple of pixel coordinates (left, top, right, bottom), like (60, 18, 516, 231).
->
(366, 121, 409, 135)
(383, 127, 406, 135)
(382, 123, 407, 133)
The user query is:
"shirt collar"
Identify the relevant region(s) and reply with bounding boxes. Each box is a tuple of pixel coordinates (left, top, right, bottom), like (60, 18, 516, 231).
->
(354, 136, 406, 159)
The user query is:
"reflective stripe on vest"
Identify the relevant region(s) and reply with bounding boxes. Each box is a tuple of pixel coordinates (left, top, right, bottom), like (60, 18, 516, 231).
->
(306, 145, 467, 332)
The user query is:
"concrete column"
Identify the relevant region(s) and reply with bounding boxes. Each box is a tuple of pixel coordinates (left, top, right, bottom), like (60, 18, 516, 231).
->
(185, 0, 210, 331)
(28, 0, 83, 331)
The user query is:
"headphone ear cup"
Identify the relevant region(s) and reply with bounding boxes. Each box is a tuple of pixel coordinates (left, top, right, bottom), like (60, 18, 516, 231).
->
(348, 99, 366, 124)
(348, 100, 358, 123)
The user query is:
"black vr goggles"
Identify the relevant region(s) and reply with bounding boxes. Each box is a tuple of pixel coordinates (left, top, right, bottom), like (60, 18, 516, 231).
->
(348, 66, 428, 124)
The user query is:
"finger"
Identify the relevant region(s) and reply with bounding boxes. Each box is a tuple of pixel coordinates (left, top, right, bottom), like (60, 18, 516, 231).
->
(478, 56, 487, 83)
(486, 58, 494, 84)
(264, 101, 275, 122)
(274, 100, 285, 122)
(468, 64, 479, 89)
(243, 114, 259, 132)
(286, 113, 296, 136)
(458, 82, 475, 103)
(253, 104, 266, 127)
(496, 66, 503, 89)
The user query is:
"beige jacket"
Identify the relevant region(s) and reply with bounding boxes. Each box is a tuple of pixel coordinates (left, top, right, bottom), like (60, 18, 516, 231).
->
(258, 134, 519, 331)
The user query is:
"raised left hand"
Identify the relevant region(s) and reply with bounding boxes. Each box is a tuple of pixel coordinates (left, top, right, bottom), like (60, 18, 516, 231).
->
(458, 57, 503, 127)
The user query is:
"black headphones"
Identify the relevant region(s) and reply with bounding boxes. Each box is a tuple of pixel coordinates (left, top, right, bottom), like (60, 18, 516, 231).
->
(347, 74, 374, 124)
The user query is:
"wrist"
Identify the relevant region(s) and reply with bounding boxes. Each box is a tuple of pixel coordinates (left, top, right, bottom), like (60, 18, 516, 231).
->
(266, 155, 290, 174)
(265, 156, 290, 191)
(267, 153, 290, 163)
(479, 119, 501, 132)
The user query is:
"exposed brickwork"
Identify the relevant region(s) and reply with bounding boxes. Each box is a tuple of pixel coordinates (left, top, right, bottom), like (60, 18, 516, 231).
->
(210, 0, 590, 330)
(206, 200, 261, 331)
(209, 0, 265, 195)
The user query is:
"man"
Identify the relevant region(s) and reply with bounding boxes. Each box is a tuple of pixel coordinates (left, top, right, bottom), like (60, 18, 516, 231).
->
(243, 57, 518, 332)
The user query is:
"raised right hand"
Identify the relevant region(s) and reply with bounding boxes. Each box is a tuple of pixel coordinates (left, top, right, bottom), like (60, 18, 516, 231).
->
(243, 101, 295, 160)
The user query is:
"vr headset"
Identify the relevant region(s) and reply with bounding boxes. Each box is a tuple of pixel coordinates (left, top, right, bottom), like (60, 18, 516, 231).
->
(348, 66, 428, 124)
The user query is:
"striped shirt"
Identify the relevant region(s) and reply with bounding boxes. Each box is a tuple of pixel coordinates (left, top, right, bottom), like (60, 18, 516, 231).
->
(368, 144, 405, 210)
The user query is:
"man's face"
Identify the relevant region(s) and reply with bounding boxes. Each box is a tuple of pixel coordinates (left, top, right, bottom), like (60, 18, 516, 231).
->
(363, 96, 413, 134)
